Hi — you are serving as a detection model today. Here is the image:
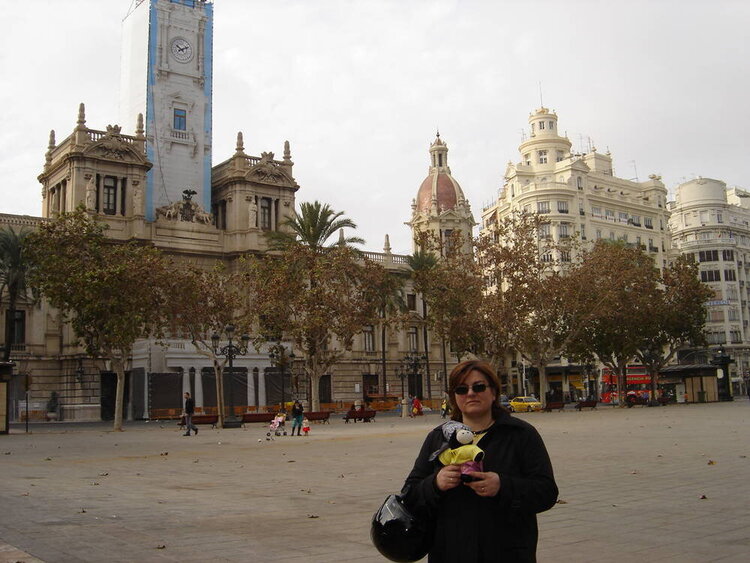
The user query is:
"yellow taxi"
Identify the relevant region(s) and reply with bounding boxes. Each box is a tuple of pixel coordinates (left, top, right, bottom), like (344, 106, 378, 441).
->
(509, 396, 542, 413)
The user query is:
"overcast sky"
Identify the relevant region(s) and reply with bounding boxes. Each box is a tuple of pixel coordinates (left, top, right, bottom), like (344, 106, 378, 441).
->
(1, 0, 747, 254)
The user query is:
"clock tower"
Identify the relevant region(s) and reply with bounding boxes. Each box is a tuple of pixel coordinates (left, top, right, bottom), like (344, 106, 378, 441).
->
(119, 0, 214, 221)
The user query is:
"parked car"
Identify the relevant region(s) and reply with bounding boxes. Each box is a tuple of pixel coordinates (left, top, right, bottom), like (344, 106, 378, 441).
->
(509, 396, 542, 412)
(499, 394, 511, 410)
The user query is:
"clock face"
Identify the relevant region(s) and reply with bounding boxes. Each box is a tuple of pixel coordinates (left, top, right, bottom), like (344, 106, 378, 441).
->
(170, 38, 193, 63)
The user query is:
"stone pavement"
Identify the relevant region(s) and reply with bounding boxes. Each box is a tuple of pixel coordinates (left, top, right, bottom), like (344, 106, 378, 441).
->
(1, 401, 749, 562)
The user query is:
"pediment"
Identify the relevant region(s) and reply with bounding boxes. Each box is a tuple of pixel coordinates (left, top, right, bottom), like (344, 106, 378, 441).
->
(568, 159, 590, 173)
(84, 127, 146, 164)
(245, 153, 295, 187)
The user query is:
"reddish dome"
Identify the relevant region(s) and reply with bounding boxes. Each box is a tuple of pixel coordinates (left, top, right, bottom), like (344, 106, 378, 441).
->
(416, 172, 462, 213)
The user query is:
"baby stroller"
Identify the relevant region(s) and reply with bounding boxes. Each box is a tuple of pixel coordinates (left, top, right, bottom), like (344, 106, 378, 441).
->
(267, 413, 287, 437)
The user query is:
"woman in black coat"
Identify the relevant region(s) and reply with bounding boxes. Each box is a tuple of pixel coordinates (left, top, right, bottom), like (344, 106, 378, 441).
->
(402, 360, 558, 562)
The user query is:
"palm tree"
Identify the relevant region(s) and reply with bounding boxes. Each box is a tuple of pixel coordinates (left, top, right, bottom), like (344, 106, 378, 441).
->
(0, 227, 33, 362)
(406, 249, 438, 400)
(262, 201, 365, 411)
(266, 200, 364, 252)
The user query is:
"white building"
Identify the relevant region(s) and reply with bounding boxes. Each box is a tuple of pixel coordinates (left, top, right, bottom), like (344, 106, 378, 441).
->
(668, 177, 750, 395)
(480, 107, 672, 399)
(482, 107, 671, 266)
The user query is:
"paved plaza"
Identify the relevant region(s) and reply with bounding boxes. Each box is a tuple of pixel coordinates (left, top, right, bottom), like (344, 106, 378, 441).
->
(1, 401, 748, 562)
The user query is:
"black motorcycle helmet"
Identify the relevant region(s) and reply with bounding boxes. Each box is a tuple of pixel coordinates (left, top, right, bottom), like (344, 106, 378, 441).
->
(370, 494, 431, 562)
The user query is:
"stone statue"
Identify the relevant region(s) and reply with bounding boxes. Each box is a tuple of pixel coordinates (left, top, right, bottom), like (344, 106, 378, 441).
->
(248, 196, 258, 228)
(85, 177, 96, 211)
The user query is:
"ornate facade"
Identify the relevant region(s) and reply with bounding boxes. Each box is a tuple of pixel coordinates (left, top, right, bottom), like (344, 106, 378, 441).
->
(481, 107, 671, 265)
(480, 107, 673, 399)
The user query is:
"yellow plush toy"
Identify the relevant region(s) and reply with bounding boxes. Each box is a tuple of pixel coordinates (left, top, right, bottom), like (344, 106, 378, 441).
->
(431, 421, 485, 481)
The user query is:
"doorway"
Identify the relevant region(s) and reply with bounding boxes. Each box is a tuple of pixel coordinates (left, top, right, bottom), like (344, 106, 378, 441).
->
(100, 371, 130, 421)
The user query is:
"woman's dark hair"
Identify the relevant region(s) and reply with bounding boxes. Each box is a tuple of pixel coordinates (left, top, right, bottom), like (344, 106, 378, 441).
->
(447, 360, 508, 422)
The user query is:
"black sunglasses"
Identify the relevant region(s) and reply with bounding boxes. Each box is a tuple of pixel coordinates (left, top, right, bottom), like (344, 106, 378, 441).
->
(454, 382, 488, 395)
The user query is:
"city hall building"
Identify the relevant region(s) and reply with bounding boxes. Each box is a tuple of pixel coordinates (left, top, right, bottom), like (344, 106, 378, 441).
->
(0, 0, 466, 422)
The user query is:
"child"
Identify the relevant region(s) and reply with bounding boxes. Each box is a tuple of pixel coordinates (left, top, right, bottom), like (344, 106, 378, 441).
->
(302, 418, 310, 436)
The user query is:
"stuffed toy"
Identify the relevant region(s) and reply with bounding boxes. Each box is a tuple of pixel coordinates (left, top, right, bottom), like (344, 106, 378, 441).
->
(302, 418, 310, 436)
(430, 421, 485, 481)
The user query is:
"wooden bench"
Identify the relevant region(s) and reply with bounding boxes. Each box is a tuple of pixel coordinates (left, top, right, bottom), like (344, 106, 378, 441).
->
(305, 411, 332, 424)
(179, 414, 219, 428)
(241, 412, 276, 424)
(543, 401, 565, 412)
(575, 400, 598, 411)
(150, 408, 182, 421)
(343, 409, 377, 423)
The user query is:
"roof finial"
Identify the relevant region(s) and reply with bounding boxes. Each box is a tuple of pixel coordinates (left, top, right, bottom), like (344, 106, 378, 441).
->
(436, 128, 440, 139)
(45, 130, 56, 166)
(283, 140, 292, 162)
(136, 113, 144, 137)
(338, 228, 345, 246)
(235, 131, 245, 154)
(383, 234, 391, 253)
(77, 102, 86, 129)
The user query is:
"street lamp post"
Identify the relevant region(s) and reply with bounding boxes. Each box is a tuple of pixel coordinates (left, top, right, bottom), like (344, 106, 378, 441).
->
(268, 342, 295, 412)
(400, 353, 426, 400)
(396, 366, 407, 418)
(211, 324, 250, 428)
(711, 346, 734, 402)
(584, 364, 593, 401)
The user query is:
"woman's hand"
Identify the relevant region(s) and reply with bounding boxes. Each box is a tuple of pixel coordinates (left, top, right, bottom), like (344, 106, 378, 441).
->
(435, 464, 463, 492)
(466, 471, 501, 497)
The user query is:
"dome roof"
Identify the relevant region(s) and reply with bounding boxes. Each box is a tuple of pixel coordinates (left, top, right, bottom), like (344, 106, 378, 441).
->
(415, 172, 464, 213)
(414, 134, 467, 214)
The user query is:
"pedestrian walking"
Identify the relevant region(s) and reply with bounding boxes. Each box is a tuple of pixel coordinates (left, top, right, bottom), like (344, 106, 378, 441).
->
(440, 397, 449, 419)
(182, 391, 198, 436)
(291, 400, 304, 436)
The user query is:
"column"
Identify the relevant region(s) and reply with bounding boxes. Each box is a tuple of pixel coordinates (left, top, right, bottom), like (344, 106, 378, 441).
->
(193, 367, 203, 408)
(247, 367, 256, 407)
(258, 369, 267, 409)
(181, 368, 191, 395)
(144, 371, 150, 419)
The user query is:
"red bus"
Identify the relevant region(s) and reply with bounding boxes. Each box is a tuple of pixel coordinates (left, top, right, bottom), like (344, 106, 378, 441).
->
(600, 366, 652, 404)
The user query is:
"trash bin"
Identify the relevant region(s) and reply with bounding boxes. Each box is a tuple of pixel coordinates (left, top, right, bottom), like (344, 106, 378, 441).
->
(697, 391, 707, 403)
